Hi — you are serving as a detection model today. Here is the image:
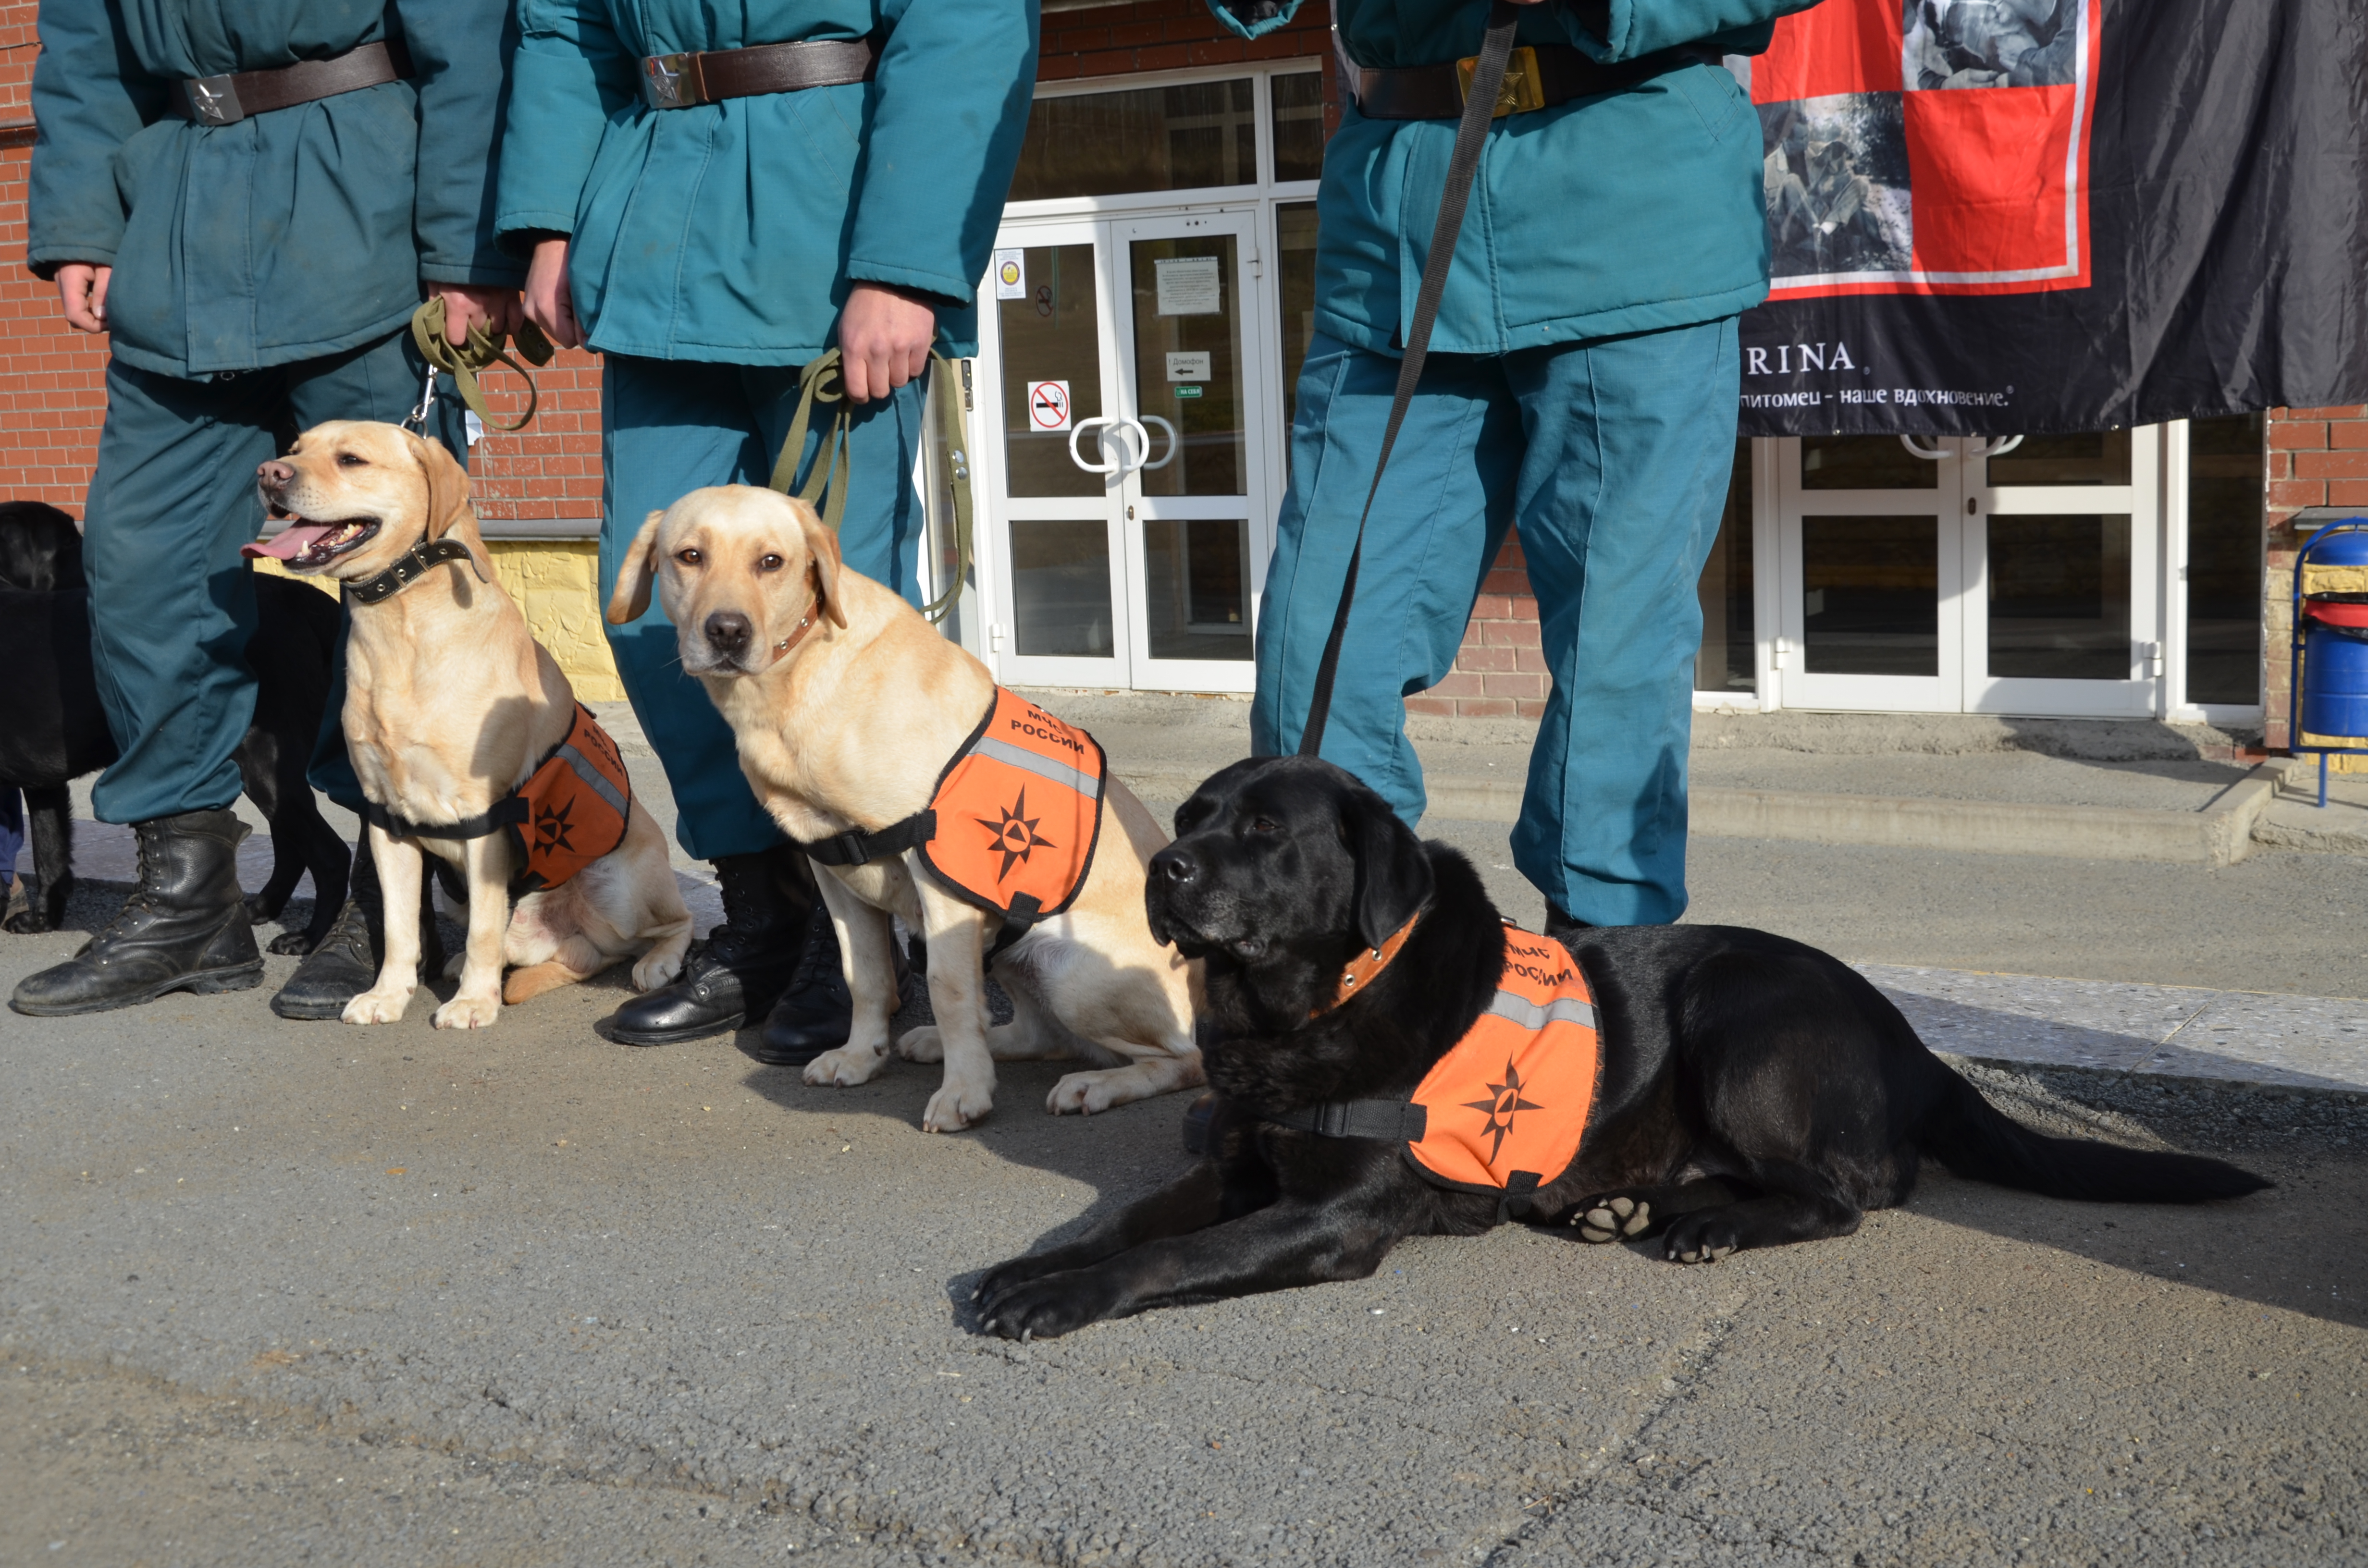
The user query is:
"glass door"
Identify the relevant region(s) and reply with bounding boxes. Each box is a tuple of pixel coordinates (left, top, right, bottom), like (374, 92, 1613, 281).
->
(1776, 435, 1964, 711)
(982, 220, 1127, 689)
(975, 210, 1272, 694)
(1967, 429, 2160, 718)
(1111, 209, 1269, 691)
(1775, 432, 2161, 716)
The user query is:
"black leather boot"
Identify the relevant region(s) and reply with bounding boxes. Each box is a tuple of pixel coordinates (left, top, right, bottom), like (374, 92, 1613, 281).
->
(743, 903, 856, 1067)
(10, 808, 263, 1017)
(270, 844, 446, 1020)
(607, 846, 808, 1046)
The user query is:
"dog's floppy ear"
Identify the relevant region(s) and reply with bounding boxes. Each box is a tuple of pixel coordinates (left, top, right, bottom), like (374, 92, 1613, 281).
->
(788, 496, 849, 630)
(409, 431, 490, 583)
(606, 511, 666, 625)
(1340, 780, 1433, 955)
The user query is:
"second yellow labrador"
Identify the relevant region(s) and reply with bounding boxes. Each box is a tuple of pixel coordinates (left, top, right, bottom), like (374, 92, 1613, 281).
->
(251, 421, 691, 1029)
(607, 484, 1200, 1132)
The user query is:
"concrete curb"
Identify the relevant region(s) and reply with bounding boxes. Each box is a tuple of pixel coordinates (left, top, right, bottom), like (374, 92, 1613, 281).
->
(1112, 762, 2286, 865)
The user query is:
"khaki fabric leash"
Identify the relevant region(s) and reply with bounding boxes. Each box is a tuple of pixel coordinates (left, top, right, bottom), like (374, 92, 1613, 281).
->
(408, 296, 556, 433)
(768, 347, 974, 626)
(1298, 0, 1519, 757)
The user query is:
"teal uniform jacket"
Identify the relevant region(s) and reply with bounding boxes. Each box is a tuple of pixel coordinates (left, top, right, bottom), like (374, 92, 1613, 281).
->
(26, 1, 523, 379)
(497, 0, 1038, 365)
(1212, 0, 1815, 354)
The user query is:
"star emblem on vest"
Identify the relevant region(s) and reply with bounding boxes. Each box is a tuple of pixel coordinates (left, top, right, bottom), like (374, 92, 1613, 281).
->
(1463, 1059, 1543, 1165)
(535, 797, 577, 852)
(977, 787, 1054, 882)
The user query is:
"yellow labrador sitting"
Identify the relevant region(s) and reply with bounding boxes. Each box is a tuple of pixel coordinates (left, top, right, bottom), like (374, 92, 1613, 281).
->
(607, 485, 1199, 1132)
(250, 421, 691, 1029)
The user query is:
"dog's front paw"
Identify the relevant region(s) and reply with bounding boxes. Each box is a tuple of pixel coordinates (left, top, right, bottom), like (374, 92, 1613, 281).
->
(1663, 1211, 1739, 1265)
(3, 909, 53, 935)
(342, 985, 414, 1025)
(895, 1025, 944, 1063)
(922, 1076, 994, 1133)
(976, 1269, 1115, 1342)
(266, 930, 313, 956)
(630, 949, 684, 992)
(432, 992, 502, 1030)
(973, 1251, 1067, 1306)
(1573, 1193, 1654, 1245)
(802, 1044, 888, 1088)
(1045, 1069, 1129, 1116)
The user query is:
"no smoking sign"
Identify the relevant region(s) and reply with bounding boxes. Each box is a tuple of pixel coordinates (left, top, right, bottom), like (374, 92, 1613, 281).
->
(1026, 380, 1071, 433)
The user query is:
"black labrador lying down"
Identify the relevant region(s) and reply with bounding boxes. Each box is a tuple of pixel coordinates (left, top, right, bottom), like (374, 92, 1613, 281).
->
(0, 500, 350, 948)
(974, 756, 2267, 1340)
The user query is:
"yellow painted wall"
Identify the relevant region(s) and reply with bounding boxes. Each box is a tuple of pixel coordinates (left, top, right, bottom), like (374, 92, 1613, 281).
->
(250, 539, 624, 701)
(485, 540, 626, 701)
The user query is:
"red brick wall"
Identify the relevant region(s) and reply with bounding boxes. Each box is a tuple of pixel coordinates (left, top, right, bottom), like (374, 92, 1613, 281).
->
(2264, 403, 2368, 747)
(0, 0, 596, 525)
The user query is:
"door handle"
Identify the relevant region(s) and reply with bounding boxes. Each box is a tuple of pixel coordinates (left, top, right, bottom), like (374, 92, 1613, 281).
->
(1133, 415, 1177, 471)
(1897, 434, 1949, 462)
(1069, 416, 1131, 477)
(1967, 434, 2024, 459)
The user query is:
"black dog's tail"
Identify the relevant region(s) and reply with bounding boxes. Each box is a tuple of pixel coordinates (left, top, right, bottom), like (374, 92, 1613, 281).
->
(1920, 1069, 2269, 1203)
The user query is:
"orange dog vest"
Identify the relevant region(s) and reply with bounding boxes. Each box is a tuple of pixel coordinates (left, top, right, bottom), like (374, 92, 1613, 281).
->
(360, 703, 634, 893)
(1267, 924, 1603, 1208)
(802, 688, 1105, 954)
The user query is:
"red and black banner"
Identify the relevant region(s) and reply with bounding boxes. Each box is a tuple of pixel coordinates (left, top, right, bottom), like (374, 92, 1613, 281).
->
(1736, 0, 2368, 436)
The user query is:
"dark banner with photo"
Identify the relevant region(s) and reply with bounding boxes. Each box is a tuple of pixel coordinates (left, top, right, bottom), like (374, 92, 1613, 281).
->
(1734, 0, 2368, 437)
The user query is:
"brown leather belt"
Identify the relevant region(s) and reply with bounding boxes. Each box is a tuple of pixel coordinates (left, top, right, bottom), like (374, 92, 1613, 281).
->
(1354, 41, 1724, 121)
(173, 39, 410, 127)
(639, 37, 879, 110)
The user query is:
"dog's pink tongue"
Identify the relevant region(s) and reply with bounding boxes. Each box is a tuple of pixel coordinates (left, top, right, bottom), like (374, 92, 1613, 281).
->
(242, 523, 335, 562)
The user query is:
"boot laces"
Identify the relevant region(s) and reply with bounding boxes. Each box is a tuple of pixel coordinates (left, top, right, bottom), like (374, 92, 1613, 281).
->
(89, 823, 169, 942)
(788, 908, 842, 990)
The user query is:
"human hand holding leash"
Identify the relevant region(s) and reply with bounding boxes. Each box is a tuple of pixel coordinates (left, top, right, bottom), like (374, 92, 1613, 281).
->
(837, 284, 936, 403)
(523, 237, 581, 351)
(433, 282, 523, 348)
(55, 264, 111, 333)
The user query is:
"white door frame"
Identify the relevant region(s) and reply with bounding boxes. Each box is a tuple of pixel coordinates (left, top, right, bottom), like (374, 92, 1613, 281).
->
(973, 206, 1275, 695)
(1767, 431, 2166, 716)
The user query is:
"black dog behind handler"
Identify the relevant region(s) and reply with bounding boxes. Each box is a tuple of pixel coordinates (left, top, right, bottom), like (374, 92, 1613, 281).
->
(974, 756, 2267, 1341)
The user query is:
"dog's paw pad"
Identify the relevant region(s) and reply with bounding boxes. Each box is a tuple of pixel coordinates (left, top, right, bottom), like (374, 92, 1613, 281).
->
(922, 1080, 993, 1133)
(432, 994, 502, 1030)
(802, 1046, 886, 1088)
(1574, 1195, 1651, 1244)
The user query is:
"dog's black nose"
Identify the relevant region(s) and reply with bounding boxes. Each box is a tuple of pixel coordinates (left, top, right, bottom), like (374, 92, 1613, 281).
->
(704, 610, 752, 653)
(1150, 846, 1196, 884)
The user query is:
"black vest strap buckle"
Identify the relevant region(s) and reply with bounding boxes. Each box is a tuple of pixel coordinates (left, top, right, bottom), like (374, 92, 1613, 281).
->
(1265, 1098, 1429, 1143)
(801, 809, 937, 869)
(1496, 1169, 1545, 1224)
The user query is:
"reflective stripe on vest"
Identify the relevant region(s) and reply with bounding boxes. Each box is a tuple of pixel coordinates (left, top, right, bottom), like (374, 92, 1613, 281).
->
(1403, 926, 1602, 1194)
(511, 704, 634, 891)
(914, 688, 1106, 925)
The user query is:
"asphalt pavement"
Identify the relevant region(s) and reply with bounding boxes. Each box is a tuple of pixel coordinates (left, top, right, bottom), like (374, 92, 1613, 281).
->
(9, 687, 2368, 1565)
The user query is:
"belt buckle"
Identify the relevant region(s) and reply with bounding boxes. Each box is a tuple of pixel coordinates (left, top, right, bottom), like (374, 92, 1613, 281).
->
(184, 74, 245, 126)
(1456, 45, 1544, 118)
(641, 51, 705, 110)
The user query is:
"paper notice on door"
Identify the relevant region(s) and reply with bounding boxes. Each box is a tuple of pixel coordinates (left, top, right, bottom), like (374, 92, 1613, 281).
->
(993, 248, 1026, 300)
(1154, 256, 1222, 316)
(1165, 351, 1212, 382)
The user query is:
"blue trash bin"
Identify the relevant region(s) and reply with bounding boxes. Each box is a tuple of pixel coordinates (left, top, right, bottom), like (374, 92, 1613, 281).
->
(2288, 521, 2368, 807)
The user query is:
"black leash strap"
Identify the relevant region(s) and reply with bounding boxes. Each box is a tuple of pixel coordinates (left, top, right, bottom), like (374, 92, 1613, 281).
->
(1299, 0, 1520, 758)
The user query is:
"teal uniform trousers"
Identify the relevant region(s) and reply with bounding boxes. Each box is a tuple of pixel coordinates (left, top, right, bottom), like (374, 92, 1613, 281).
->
(1252, 321, 1740, 927)
(596, 358, 929, 861)
(82, 334, 470, 824)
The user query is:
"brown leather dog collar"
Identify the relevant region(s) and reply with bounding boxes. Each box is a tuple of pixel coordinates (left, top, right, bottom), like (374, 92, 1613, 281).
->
(763, 563, 831, 666)
(1313, 903, 1427, 1018)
